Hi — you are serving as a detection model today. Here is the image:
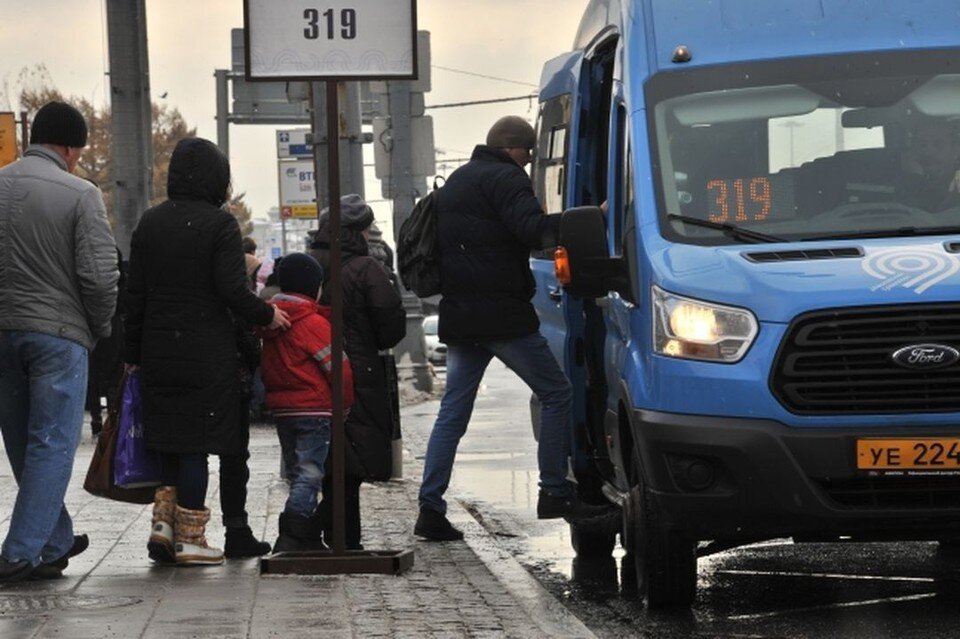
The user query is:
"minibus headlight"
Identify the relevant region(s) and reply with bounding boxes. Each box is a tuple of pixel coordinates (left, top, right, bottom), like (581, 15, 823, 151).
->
(652, 286, 757, 363)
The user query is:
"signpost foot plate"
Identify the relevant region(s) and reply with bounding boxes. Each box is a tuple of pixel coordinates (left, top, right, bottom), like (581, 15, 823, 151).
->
(259, 548, 414, 575)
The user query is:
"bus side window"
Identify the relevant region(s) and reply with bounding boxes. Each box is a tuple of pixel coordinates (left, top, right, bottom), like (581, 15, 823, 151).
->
(532, 94, 572, 260)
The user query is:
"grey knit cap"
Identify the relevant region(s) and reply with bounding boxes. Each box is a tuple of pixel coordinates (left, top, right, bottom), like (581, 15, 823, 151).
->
(486, 116, 536, 149)
(319, 193, 374, 230)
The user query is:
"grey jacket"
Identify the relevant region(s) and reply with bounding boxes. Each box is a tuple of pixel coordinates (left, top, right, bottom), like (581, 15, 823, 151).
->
(0, 146, 119, 350)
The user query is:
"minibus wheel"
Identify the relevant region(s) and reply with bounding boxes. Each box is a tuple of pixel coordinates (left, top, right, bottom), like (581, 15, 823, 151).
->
(627, 455, 697, 609)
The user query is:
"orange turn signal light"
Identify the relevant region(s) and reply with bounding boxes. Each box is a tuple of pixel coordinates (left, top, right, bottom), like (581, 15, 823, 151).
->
(555, 246, 572, 285)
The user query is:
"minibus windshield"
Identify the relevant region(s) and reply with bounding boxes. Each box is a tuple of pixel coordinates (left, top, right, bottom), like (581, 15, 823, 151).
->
(647, 50, 960, 245)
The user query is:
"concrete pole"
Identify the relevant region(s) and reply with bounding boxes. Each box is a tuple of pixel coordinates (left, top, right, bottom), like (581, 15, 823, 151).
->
(106, 0, 153, 257)
(215, 69, 230, 157)
(342, 82, 365, 199)
(388, 81, 433, 394)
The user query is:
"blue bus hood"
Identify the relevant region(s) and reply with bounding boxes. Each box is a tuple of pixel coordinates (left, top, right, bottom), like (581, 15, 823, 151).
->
(650, 236, 960, 322)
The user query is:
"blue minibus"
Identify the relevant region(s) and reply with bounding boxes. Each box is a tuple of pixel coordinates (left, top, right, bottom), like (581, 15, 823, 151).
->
(531, 0, 960, 608)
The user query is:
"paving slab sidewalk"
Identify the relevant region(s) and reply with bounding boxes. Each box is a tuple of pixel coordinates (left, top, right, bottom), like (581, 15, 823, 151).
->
(0, 406, 594, 639)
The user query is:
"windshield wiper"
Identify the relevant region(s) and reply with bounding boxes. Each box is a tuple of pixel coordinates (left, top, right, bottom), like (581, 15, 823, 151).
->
(801, 226, 960, 242)
(667, 214, 787, 244)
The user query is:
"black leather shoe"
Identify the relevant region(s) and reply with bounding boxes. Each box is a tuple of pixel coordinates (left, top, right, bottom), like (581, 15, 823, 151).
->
(537, 492, 612, 520)
(48, 534, 90, 571)
(0, 557, 34, 583)
(224, 526, 271, 558)
(414, 508, 464, 541)
(31, 533, 90, 580)
(29, 564, 64, 580)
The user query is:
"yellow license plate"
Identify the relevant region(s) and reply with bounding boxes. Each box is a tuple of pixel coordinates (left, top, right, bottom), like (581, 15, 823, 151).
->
(857, 438, 960, 471)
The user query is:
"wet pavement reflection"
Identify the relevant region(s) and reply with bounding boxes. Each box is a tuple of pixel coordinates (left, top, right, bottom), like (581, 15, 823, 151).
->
(409, 361, 960, 638)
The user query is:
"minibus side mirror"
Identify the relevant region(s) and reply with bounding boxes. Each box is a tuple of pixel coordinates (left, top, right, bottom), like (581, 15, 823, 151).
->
(556, 206, 630, 299)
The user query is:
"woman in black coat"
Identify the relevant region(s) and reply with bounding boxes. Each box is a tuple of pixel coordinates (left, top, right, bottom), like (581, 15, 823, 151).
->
(309, 194, 406, 549)
(124, 138, 288, 565)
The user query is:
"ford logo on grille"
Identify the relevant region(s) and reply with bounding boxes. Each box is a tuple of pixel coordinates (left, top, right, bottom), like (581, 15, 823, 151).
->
(891, 344, 960, 370)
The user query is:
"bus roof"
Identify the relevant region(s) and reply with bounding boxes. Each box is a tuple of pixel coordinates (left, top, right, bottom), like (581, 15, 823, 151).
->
(575, 0, 960, 74)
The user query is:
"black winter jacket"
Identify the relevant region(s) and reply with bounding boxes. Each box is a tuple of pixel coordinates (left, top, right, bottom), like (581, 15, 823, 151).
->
(124, 138, 276, 455)
(437, 145, 560, 343)
(310, 227, 406, 480)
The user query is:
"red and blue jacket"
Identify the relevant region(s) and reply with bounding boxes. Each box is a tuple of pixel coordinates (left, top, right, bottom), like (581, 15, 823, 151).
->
(259, 293, 354, 417)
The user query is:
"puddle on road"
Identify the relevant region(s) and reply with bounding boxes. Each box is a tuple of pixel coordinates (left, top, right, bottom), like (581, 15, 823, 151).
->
(451, 463, 636, 595)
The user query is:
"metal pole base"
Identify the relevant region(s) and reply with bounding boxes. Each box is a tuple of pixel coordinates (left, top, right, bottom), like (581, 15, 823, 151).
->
(260, 548, 414, 575)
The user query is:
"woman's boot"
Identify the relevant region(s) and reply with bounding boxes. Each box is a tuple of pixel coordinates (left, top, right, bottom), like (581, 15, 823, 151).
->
(148, 486, 177, 564)
(174, 505, 224, 565)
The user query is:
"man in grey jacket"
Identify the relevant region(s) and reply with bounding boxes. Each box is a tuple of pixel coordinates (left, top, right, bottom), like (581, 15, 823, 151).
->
(0, 101, 119, 582)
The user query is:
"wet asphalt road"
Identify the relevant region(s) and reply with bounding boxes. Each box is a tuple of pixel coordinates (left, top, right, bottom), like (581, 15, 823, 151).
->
(406, 361, 960, 638)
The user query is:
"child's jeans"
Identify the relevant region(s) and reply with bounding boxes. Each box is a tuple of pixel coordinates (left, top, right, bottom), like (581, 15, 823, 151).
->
(275, 416, 331, 517)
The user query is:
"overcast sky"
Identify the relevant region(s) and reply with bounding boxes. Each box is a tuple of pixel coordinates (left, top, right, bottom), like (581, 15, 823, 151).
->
(0, 0, 586, 238)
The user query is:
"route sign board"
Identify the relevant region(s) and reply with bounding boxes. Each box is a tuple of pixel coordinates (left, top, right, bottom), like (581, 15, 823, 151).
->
(278, 158, 319, 219)
(277, 128, 313, 158)
(243, 0, 417, 80)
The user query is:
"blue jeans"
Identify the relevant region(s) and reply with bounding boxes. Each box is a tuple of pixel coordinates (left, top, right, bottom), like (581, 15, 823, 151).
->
(418, 332, 574, 515)
(0, 331, 88, 565)
(275, 416, 331, 517)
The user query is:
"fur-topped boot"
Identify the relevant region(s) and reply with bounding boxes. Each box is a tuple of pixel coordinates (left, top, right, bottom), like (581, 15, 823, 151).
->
(148, 486, 177, 563)
(174, 505, 224, 565)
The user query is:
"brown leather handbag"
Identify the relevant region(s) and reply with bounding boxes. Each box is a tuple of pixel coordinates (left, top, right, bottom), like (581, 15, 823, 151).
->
(83, 371, 156, 504)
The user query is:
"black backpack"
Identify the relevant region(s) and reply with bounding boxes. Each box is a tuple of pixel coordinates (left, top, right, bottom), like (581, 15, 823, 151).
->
(397, 179, 442, 298)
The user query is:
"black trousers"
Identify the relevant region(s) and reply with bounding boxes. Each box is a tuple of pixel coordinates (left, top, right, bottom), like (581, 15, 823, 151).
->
(219, 397, 252, 529)
(219, 449, 250, 529)
(160, 452, 208, 510)
(319, 452, 362, 548)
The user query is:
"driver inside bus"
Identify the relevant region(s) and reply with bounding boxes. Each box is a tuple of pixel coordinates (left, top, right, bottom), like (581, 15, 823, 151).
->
(897, 118, 960, 211)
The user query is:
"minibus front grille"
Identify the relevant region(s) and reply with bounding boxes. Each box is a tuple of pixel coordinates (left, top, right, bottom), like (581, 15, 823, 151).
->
(771, 304, 960, 414)
(816, 476, 960, 509)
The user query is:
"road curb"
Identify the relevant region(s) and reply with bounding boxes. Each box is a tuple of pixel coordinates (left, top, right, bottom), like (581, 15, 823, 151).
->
(446, 502, 597, 639)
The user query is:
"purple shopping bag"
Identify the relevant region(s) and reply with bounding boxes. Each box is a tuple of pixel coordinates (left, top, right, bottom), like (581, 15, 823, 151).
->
(113, 371, 161, 488)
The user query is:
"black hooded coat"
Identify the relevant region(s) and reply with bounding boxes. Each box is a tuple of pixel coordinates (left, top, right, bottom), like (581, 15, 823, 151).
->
(309, 225, 406, 480)
(124, 138, 275, 455)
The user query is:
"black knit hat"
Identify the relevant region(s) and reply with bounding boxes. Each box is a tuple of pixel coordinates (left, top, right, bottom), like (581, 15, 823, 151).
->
(30, 102, 88, 148)
(278, 252, 324, 299)
(486, 115, 536, 149)
(319, 193, 375, 231)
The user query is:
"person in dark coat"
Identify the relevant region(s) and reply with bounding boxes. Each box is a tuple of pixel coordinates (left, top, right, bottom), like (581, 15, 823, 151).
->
(124, 137, 289, 566)
(86, 249, 127, 436)
(413, 116, 608, 542)
(308, 194, 406, 549)
(217, 245, 273, 559)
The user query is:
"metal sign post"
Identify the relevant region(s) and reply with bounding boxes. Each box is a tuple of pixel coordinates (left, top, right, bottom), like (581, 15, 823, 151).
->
(245, 0, 416, 576)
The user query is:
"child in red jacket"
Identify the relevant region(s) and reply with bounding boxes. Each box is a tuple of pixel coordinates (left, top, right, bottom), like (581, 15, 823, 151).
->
(259, 252, 354, 551)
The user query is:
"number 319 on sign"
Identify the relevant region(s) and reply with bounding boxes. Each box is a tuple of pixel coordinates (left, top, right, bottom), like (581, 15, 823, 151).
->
(303, 7, 357, 40)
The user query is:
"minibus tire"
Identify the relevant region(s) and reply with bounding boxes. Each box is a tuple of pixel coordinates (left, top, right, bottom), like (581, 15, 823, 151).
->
(628, 456, 697, 609)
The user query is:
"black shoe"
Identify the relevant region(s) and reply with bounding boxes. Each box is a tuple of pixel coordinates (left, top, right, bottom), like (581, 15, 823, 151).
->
(537, 492, 612, 521)
(414, 508, 463, 541)
(0, 557, 34, 583)
(224, 526, 271, 558)
(46, 534, 90, 571)
(29, 564, 64, 581)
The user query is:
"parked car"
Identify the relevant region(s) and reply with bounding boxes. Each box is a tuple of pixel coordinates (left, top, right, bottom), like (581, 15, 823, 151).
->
(422, 315, 446, 365)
